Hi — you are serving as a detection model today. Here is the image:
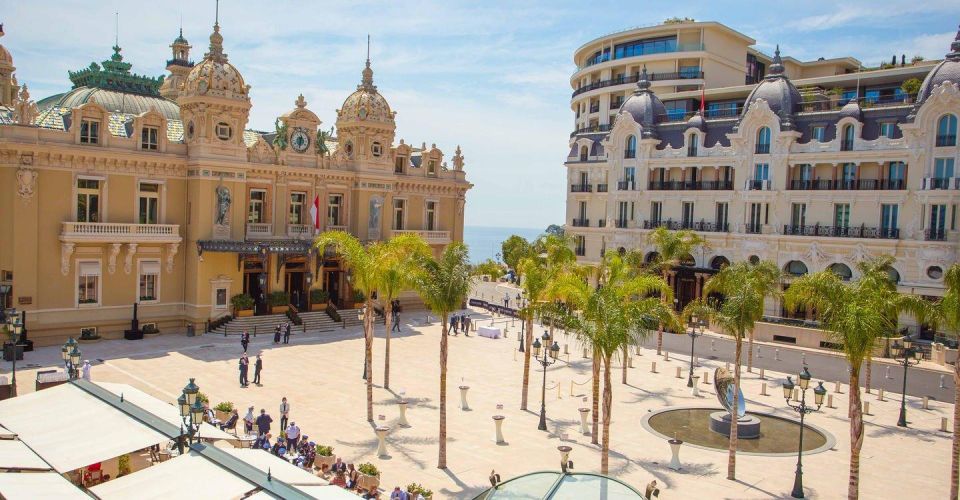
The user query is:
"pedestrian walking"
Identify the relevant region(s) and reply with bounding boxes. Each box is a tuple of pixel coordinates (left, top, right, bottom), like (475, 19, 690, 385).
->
(239, 355, 249, 387)
(253, 353, 263, 385)
(504, 292, 510, 308)
(451, 314, 459, 335)
(255, 408, 273, 436)
(279, 397, 290, 430)
(464, 315, 472, 333)
(81, 360, 92, 381)
(462, 314, 469, 337)
(240, 331, 249, 352)
(283, 322, 291, 344)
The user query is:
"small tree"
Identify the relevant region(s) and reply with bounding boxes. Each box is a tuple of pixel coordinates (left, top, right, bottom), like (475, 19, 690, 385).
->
(901, 78, 922, 97)
(501, 235, 533, 281)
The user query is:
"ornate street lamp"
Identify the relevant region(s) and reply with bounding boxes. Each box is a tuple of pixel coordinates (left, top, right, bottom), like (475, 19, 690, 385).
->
(61, 337, 81, 380)
(890, 336, 922, 427)
(782, 366, 827, 498)
(176, 378, 204, 454)
(534, 333, 560, 431)
(686, 315, 706, 387)
(6, 312, 22, 397)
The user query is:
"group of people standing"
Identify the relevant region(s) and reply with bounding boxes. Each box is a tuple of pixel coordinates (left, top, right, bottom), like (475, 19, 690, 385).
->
(448, 312, 472, 336)
(274, 322, 292, 344)
(238, 353, 263, 387)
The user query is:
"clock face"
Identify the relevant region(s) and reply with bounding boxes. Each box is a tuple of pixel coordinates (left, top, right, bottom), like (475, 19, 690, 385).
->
(358, 107, 368, 120)
(291, 128, 310, 153)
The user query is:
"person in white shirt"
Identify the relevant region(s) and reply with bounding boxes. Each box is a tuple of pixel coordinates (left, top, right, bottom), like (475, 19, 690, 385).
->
(279, 397, 290, 429)
(285, 421, 300, 454)
(81, 360, 91, 381)
(205, 405, 220, 425)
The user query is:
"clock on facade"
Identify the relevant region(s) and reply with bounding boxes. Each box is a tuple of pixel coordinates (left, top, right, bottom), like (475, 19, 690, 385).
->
(290, 128, 310, 153)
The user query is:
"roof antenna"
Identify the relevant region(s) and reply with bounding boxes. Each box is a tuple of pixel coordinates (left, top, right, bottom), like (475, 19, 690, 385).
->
(114, 12, 119, 47)
(366, 34, 371, 63)
(215, 0, 220, 26)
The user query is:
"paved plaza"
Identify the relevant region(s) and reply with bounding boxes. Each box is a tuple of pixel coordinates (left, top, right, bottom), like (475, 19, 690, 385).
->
(3, 305, 954, 499)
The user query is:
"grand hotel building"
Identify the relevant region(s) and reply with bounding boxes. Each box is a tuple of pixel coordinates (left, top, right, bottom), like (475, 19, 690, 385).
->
(565, 21, 960, 344)
(0, 22, 471, 345)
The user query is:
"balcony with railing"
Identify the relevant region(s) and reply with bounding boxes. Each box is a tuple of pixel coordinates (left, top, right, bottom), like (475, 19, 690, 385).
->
(935, 134, 957, 147)
(572, 219, 590, 227)
(642, 220, 678, 230)
(788, 179, 905, 191)
(840, 140, 854, 151)
(575, 245, 586, 257)
(746, 180, 770, 191)
(589, 103, 600, 113)
(598, 219, 607, 228)
(287, 224, 313, 239)
(745, 223, 763, 234)
(755, 144, 770, 154)
(617, 180, 635, 191)
(576, 43, 706, 72)
(246, 223, 273, 239)
(926, 229, 947, 241)
(648, 180, 733, 191)
(571, 184, 593, 193)
(571, 70, 705, 98)
(392, 229, 452, 244)
(783, 224, 899, 239)
(596, 183, 608, 192)
(61, 222, 182, 243)
(691, 221, 729, 232)
(327, 224, 348, 232)
(923, 177, 959, 190)
(570, 124, 612, 137)
(614, 219, 629, 228)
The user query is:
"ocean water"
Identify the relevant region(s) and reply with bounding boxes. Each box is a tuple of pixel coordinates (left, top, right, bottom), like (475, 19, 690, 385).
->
(464, 225, 543, 263)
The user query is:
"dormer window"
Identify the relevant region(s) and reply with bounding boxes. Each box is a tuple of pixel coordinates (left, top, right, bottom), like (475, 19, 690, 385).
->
(756, 127, 770, 154)
(372, 142, 382, 157)
(141, 126, 159, 150)
(427, 160, 437, 175)
(624, 135, 636, 159)
(216, 122, 232, 141)
(687, 134, 699, 157)
(80, 119, 100, 144)
(395, 156, 406, 174)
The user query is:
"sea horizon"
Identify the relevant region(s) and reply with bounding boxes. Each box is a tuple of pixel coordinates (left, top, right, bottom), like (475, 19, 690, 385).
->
(463, 225, 544, 264)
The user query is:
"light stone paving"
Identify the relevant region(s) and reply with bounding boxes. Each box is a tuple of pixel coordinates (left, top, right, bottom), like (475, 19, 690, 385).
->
(2, 310, 954, 499)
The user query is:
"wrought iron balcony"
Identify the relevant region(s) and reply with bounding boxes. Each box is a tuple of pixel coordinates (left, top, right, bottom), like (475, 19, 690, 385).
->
(648, 180, 733, 191)
(690, 221, 729, 232)
(642, 220, 680, 230)
(841, 140, 854, 151)
(936, 134, 957, 147)
(570, 184, 593, 193)
(755, 144, 770, 154)
(923, 177, 959, 190)
(575, 246, 586, 257)
(596, 183, 608, 192)
(60, 222, 182, 243)
(589, 104, 600, 113)
(571, 69, 704, 98)
(614, 219, 629, 228)
(598, 219, 607, 228)
(617, 180, 635, 191)
(571, 219, 590, 227)
(745, 224, 763, 234)
(788, 179, 905, 190)
(783, 225, 900, 239)
(925, 229, 947, 241)
(746, 180, 771, 190)
(570, 124, 612, 137)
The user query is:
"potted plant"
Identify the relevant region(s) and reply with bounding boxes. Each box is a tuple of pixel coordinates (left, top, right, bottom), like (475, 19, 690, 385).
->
(214, 401, 234, 422)
(407, 482, 433, 499)
(142, 324, 159, 335)
(231, 294, 255, 317)
(268, 291, 290, 314)
(314, 444, 336, 470)
(901, 78, 922, 103)
(357, 462, 380, 491)
(197, 392, 210, 405)
(309, 289, 329, 311)
(352, 290, 366, 309)
(117, 454, 131, 477)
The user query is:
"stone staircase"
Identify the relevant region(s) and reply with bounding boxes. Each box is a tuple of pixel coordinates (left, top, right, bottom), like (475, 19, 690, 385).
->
(209, 310, 345, 336)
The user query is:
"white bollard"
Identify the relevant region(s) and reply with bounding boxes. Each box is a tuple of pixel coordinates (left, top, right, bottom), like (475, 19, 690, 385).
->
(761, 383, 768, 396)
(801, 352, 806, 365)
(675, 366, 682, 379)
(493, 415, 506, 443)
(564, 344, 569, 355)
(885, 366, 891, 379)
(711, 339, 716, 351)
(878, 388, 885, 402)
(835, 381, 843, 394)
(941, 375, 946, 389)
(460, 385, 471, 411)
(398, 401, 410, 427)
(692, 376, 701, 397)
(759, 368, 765, 380)
(923, 396, 930, 410)
(703, 371, 710, 385)
(583, 348, 589, 359)
(375, 426, 390, 457)
(651, 361, 658, 373)
(665, 351, 670, 362)
(775, 348, 780, 361)
(629, 357, 635, 368)
(668, 438, 683, 471)
(942, 417, 949, 432)
(578, 408, 590, 435)
(757, 347, 762, 359)
(827, 394, 835, 408)
(864, 401, 871, 415)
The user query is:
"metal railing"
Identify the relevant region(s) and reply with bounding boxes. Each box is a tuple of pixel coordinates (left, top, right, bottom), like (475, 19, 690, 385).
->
(746, 180, 770, 190)
(925, 229, 947, 241)
(788, 179, 905, 190)
(923, 177, 958, 190)
(617, 180, 635, 190)
(614, 219, 629, 228)
(840, 140, 854, 151)
(647, 180, 732, 191)
(596, 183, 609, 192)
(935, 134, 956, 147)
(571, 219, 590, 227)
(745, 224, 763, 234)
(570, 124, 612, 137)
(570, 184, 593, 193)
(755, 144, 770, 154)
(783, 225, 900, 239)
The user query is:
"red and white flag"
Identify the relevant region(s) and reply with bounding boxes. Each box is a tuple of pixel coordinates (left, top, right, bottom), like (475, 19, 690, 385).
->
(699, 85, 705, 115)
(310, 194, 321, 232)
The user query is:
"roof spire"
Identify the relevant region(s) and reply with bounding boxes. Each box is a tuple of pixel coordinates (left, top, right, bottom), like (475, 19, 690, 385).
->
(114, 12, 119, 48)
(635, 65, 651, 93)
(768, 44, 785, 76)
(215, 0, 220, 27)
(360, 35, 375, 91)
(206, 0, 227, 62)
(947, 23, 960, 61)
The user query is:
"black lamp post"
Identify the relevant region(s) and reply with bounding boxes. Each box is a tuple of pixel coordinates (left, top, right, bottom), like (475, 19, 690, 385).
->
(782, 367, 827, 498)
(61, 337, 81, 380)
(686, 314, 706, 387)
(6, 311, 22, 397)
(533, 331, 560, 431)
(176, 378, 205, 454)
(890, 336, 922, 427)
(518, 294, 528, 353)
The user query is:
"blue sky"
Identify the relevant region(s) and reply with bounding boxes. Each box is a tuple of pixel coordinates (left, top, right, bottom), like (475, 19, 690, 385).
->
(3, 1, 959, 230)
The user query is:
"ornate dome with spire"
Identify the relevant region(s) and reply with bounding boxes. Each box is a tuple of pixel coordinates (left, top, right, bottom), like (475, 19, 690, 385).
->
(337, 57, 394, 124)
(183, 23, 248, 100)
(911, 25, 960, 111)
(0, 24, 12, 67)
(617, 67, 666, 137)
(738, 46, 802, 128)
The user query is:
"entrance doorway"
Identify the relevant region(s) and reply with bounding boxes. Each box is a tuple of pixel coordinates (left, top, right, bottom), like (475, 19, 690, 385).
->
(324, 269, 341, 308)
(242, 260, 268, 315)
(285, 261, 307, 311)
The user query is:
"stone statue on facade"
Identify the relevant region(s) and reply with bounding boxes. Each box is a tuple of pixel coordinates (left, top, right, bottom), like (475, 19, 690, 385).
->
(215, 185, 231, 225)
(12, 84, 38, 125)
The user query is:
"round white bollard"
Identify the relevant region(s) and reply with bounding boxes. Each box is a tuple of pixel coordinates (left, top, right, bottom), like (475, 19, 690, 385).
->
(398, 401, 410, 427)
(668, 438, 683, 471)
(493, 415, 506, 443)
(375, 426, 390, 457)
(578, 408, 590, 435)
(460, 385, 470, 411)
(691, 376, 700, 397)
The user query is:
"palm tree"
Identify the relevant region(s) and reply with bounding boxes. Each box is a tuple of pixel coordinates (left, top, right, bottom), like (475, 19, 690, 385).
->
(564, 253, 678, 473)
(646, 227, 706, 355)
(314, 230, 379, 422)
(704, 260, 781, 481)
(783, 256, 922, 500)
(919, 264, 960, 499)
(377, 234, 431, 390)
(411, 242, 471, 469)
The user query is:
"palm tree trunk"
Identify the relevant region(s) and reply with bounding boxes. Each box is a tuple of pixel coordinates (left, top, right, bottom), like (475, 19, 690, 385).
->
(601, 353, 613, 475)
(438, 313, 449, 469)
(727, 334, 742, 480)
(621, 345, 628, 384)
(864, 358, 872, 393)
(591, 349, 600, 445)
(364, 298, 374, 422)
(747, 330, 754, 373)
(657, 270, 668, 355)
(848, 368, 864, 499)
(521, 316, 533, 410)
(384, 300, 393, 390)
(951, 360, 960, 500)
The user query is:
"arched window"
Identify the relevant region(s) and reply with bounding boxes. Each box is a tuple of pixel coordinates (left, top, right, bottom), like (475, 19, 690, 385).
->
(841, 124, 855, 151)
(645, 251, 659, 264)
(748, 255, 760, 265)
(624, 135, 637, 159)
(887, 267, 901, 285)
(580, 146, 588, 161)
(679, 254, 696, 267)
(828, 263, 853, 281)
(937, 114, 958, 147)
(756, 127, 770, 154)
(687, 134, 699, 157)
(785, 260, 808, 276)
(710, 256, 730, 270)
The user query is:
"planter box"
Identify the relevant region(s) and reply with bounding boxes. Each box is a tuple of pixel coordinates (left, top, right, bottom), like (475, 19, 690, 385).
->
(215, 410, 231, 422)
(2, 343, 23, 362)
(314, 454, 335, 471)
(124, 329, 143, 340)
(78, 337, 102, 344)
(271, 305, 289, 314)
(310, 302, 327, 312)
(358, 473, 379, 492)
(237, 309, 254, 318)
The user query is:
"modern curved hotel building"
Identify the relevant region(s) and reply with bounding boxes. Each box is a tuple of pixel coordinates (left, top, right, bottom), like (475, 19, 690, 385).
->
(0, 21, 471, 345)
(565, 20, 960, 345)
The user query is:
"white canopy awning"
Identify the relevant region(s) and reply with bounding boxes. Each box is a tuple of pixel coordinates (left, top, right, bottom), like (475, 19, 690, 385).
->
(247, 485, 360, 500)
(0, 472, 90, 500)
(90, 451, 258, 499)
(96, 382, 237, 442)
(0, 439, 52, 470)
(223, 448, 328, 486)
(0, 383, 168, 472)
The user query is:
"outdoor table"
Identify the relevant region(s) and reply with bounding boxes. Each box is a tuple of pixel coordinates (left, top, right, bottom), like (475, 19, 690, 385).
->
(478, 326, 502, 339)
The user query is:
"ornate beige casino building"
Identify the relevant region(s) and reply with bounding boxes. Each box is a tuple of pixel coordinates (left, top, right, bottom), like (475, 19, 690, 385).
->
(0, 22, 471, 345)
(566, 20, 960, 346)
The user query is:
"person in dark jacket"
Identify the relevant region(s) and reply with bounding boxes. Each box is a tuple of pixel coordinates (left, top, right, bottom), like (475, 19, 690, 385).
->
(239, 355, 249, 387)
(240, 331, 249, 352)
(253, 353, 263, 385)
(283, 322, 291, 344)
(255, 408, 273, 436)
(274, 324, 282, 344)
